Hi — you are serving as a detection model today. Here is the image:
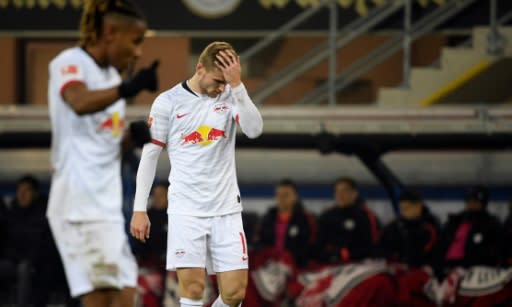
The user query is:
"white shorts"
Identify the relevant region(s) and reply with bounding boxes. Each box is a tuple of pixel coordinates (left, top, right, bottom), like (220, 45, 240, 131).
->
(167, 212, 249, 274)
(48, 219, 138, 298)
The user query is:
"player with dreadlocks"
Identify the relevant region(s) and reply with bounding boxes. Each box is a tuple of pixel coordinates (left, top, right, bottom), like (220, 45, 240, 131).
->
(47, 1, 158, 306)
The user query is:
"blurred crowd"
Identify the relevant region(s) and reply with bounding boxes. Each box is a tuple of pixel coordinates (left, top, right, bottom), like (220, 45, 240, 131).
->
(1, 174, 512, 306)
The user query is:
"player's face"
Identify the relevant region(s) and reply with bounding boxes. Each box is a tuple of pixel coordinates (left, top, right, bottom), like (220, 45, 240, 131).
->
(107, 19, 147, 72)
(335, 182, 358, 208)
(275, 185, 298, 212)
(198, 66, 226, 98)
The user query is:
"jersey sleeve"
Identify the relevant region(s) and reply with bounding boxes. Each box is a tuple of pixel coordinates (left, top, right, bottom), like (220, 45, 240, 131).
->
(148, 94, 172, 147)
(51, 55, 86, 98)
(230, 83, 263, 139)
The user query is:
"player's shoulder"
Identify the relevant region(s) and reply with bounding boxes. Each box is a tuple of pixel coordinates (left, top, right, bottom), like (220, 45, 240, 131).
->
(153, 81, 193, 107)
(50, 46, 84, 66)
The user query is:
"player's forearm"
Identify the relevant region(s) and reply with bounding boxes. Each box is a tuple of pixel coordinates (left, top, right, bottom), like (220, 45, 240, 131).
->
(65, 86, 121, 115)
(133, 143, 162, 212)
(232, 83, 263, 138)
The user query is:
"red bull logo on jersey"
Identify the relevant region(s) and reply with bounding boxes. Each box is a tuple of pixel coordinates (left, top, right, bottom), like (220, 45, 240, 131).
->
(97, 112, 124, 137)
(181, 125, 226, 146)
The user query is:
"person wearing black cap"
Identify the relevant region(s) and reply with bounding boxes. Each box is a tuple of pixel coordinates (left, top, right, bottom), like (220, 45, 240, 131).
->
(379, 188, 440, 268)
(435, 186, 503, 276)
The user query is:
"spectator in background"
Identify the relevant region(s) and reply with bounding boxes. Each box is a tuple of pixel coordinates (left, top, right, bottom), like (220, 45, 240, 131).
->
(254, 178, 317, 268)
(241, 211, 260, 253)
(133, 181, 169, 265)
(314, 177, 380, 264)
(436, 186, 503, 276)
(0, 175, 72, 307)
(132, 182, 169, 307)
(503, 200, 512, 266)
(380, 189, 440, 267)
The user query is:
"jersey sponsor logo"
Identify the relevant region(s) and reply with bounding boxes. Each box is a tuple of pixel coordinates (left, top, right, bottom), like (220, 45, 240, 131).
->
(176, 113, 190, 119)
(213, 102, 230, 113)
(97, 112, 124, 137)
(181, 125, 226, 146)
(60, 64, 78, 75)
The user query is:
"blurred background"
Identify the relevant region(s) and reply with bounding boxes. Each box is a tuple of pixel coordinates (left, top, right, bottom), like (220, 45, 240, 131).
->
(0, 0, 512, 306)
(1, 0, 511, 214)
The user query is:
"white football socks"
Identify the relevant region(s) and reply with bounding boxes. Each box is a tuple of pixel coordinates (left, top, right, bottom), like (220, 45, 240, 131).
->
(180, 297, 203, 306)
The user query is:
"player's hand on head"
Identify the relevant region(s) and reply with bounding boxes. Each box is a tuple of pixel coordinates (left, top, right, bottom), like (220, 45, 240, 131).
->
(130, 211, 151, 242)
(215, 50, 241, 88)
(119, 60, 160, 98)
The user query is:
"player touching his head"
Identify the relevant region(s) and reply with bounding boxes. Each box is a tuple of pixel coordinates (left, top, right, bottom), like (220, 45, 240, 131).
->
(131, 41, 263, 307)
(46, 1, 158, 306)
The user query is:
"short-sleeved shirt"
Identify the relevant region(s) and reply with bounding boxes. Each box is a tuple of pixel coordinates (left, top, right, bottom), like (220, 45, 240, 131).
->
(148, 81, 243, 217)
(47, 46, 125, 222)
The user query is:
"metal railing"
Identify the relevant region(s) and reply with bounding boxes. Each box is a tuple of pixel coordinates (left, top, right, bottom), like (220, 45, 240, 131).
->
(247, 0, 405, 105)
(294, 0, 479, 105)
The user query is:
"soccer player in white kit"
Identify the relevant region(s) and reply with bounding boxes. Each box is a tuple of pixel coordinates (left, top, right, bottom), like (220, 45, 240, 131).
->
(46, 1, 158, 306)
(131, 41, 263, 307)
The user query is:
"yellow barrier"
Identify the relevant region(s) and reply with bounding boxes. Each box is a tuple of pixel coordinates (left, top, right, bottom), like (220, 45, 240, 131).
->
(420, 60, 491, 107)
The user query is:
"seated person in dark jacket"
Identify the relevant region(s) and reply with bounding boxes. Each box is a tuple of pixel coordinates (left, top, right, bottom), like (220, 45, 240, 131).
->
(503, 200, 512, 266)
(315, 177, 380, 265)
(0, 175, 71, 306)
(132, 182, 169, 266)
(436, 186, 503, 276)
(380, 189, 440, 268)
(254, 178, 317, 268)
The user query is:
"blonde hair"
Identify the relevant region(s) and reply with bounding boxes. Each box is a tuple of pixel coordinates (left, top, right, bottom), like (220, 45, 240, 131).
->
(79, 0, 144, 47)
(198, 41, 237, 71)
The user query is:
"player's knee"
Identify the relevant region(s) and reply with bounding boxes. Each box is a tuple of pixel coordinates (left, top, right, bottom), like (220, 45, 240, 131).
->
(221, 285, 246, 306)
(182, 281, 205, 300)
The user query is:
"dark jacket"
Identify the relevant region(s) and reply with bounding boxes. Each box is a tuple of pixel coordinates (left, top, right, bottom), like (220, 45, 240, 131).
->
(380, 206, 440, 267)
(132, 207, 168, 264)
(0, 197, 50, 264)
(314, 200, 380, 264)
(503, 214, 512, 266)
(436, 210, 503, 272)
(256, 202, 317, 268)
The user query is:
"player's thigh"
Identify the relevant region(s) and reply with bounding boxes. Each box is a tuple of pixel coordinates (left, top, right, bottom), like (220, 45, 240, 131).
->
(167, 214, 209, 271)
(216, 269, 248, 297)
(209, 212, 249, 273)
(81, 289, 117, 307)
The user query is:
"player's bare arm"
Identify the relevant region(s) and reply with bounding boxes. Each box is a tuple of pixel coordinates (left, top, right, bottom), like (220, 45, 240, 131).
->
(62, 83, 121, 115)
(215, 49, 242, 88)
(62, 61, 159, 115)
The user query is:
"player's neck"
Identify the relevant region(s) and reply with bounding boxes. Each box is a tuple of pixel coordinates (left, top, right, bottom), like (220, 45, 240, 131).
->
(187, 75, 203, 95)
(83, 44, 108, 68)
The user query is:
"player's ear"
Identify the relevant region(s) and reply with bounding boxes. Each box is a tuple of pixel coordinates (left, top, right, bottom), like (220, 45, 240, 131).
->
(196, 62, 205, 75)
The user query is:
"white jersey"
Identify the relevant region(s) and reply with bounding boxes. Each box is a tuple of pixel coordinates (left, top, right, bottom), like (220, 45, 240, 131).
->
(148, 81, 250, 216)
(47, 46, 125, 222)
